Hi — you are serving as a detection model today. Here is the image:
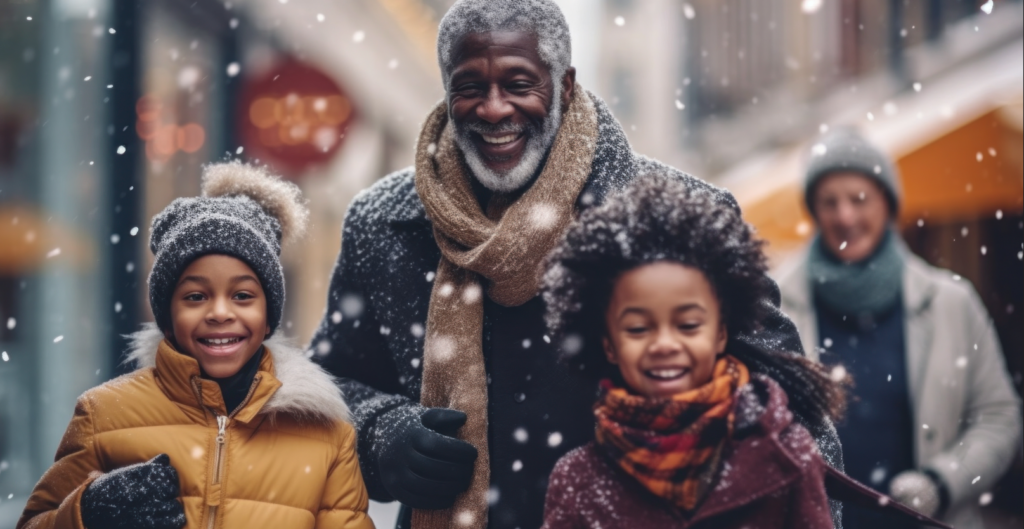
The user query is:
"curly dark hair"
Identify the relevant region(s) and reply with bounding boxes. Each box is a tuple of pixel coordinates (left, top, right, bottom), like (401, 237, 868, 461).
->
(542, 172, 846, 424)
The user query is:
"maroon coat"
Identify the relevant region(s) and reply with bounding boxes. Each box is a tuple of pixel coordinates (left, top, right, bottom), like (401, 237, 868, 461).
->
(541, 375, 834, 529)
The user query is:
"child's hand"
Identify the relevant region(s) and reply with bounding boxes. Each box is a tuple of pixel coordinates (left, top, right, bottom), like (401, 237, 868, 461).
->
(80, 454, 186, 529)
(378, 407, 478, 509)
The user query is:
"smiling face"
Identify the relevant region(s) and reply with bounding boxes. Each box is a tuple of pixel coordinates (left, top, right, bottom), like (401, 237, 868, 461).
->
(811, 171, 891, 263)
(602, 262, 728, 399)
(169, 254, 270, 379)
(447, 30, 575, 192)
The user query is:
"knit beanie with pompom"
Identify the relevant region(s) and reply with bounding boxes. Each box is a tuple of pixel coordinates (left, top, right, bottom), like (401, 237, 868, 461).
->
(147, 162, 308, 336)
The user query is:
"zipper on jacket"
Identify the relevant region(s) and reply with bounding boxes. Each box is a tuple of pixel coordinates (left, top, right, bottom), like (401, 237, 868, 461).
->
(207, 415, 229, 529)
(203, 374, 261, 529)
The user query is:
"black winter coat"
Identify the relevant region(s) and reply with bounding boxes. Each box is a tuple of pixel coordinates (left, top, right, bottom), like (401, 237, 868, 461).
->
(309, 94, 840, 529)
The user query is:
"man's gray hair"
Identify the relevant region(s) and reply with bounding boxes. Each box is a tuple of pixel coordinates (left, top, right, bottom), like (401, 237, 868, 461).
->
(437, 0, 572, 90)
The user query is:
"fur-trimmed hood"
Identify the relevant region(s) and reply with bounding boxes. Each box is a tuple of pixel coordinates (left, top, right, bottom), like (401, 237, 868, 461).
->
(126, 323, 349, 424)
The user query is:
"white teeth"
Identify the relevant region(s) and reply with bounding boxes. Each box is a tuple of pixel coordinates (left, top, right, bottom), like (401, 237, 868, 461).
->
(204, 337, 240, 345)
(481, 134, 518, 145)
(648, 369, 685, 379)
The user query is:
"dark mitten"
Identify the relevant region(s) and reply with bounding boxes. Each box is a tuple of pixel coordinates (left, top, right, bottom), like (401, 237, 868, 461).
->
(378, 407, 478, 509)
(80, 454, 186, 529)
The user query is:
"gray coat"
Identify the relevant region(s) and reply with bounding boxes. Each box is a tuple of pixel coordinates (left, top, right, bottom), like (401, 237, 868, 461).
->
(776, 248, 1022, 528)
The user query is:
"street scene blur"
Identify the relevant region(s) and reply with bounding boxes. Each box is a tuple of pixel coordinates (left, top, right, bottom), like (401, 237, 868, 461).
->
(0, 0, 1021, 528)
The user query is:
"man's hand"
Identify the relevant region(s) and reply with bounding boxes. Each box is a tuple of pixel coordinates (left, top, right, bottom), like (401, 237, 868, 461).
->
(80, 454, 186, 529)
(379, 408, 479, 509)
(889, 470, 941, 517)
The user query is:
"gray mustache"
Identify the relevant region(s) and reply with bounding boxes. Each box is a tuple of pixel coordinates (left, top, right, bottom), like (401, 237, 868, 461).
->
(463, 121, 534, 136)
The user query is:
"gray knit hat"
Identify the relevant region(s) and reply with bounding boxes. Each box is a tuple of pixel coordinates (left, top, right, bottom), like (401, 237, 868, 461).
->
(804, 128, 901, 217)
(148, 162, 308, 336)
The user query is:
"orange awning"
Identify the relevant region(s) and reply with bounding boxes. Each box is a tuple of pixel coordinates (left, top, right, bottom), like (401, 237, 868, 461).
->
(730, 97, 1023, 263)
(726, 38, 1023, 264)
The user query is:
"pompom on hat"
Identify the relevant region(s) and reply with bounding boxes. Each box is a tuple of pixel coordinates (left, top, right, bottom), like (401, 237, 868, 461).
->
(147, 161, 308, 336)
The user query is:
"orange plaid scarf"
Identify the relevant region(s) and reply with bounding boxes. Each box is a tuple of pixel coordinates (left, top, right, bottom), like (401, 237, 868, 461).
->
(594, 355, 750, 512)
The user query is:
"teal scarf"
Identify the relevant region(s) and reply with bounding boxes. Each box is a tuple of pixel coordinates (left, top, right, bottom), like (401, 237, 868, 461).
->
(807, 230, 904, 317)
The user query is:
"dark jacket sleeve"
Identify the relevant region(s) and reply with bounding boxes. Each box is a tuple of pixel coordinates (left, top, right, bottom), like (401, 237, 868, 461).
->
(309, 191, 418, 502)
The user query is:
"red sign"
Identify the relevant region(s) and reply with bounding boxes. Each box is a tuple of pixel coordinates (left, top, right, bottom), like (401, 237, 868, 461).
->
(238, 59, 355, 178)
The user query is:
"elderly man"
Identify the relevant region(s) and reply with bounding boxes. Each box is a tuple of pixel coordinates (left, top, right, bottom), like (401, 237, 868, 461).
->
(776, 129, 1022, 529)
(311, 1, 834, 528)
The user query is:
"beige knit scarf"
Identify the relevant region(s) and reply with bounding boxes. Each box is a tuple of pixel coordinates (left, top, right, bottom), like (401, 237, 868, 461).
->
(412, 85, 598, 528)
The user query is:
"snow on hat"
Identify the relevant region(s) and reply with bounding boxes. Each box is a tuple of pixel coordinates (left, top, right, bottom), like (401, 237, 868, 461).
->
(147, 161, 308, 336)
(803, 128, 902, 217)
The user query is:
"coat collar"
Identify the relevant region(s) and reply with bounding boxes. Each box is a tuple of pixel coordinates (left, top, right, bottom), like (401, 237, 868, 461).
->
(689, 375, 804, 524)
(902, 251, 939, 316)
(777, 239, 937, 316)
(125, 323, 350, 424)
(778, 241, 943, 421)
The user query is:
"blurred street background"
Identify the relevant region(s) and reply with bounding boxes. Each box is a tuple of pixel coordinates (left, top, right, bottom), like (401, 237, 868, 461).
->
(0, 0, 1021, 527)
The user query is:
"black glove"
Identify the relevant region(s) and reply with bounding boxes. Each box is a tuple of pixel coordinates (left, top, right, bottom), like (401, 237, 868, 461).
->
(80, 454, 186, 529)
(378, 407, 478, 509)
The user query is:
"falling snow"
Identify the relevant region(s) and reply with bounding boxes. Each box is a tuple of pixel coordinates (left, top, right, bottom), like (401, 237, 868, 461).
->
(802, 0, 822, 14)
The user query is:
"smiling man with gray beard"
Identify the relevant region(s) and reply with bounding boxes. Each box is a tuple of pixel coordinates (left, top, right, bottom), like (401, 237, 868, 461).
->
(309, 1, 840, 528)
(450, 55, 563, 194)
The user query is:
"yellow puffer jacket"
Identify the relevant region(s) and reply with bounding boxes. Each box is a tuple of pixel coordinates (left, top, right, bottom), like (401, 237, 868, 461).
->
(17, 325, 374, 529)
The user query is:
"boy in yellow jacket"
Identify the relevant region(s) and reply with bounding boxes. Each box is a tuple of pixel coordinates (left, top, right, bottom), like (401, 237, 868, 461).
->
(17, 162, 374, 529)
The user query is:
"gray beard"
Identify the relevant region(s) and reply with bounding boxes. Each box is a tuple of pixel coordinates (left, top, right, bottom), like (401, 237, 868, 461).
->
(453, 94, 563, 193)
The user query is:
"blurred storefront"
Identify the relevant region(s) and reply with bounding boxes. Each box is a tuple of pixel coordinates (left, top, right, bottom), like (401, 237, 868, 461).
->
(0, 0, 443, 524)
(1, 0, 117, 521)
(712, 4, 1024, 524)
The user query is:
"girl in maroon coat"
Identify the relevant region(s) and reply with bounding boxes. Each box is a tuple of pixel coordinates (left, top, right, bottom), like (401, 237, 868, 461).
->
(538, 172, 848, 529)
